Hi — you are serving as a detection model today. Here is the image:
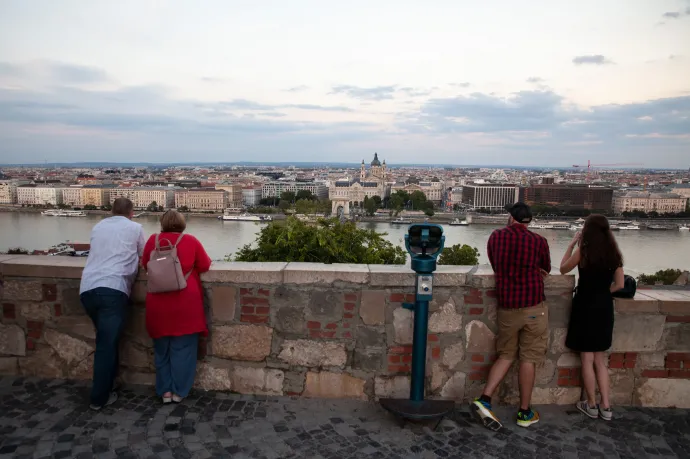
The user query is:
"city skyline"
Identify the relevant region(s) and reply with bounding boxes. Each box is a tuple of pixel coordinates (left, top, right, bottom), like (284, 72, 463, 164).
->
(1, 0, 689, 167)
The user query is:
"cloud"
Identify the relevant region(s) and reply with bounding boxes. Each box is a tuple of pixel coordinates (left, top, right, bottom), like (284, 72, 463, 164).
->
(398, 87, 432, 97)
(214, 99, 353, 113)
(401, 89, 690, 147)
(450, 82, 471, 88)
(48, 62, 109, 84)
(330, 84, 396, 100)
(662, 12, 682, 18)
(284, 85, 309, 92)
(0, 62, 23, 77)
(526, 77, 544, 84)
(408, 90, 566, 134)
(572, 55, 614, 65)
(200, 76, 232, 84)
(0, 61, 109, 84)
(1, 61, 688, 167)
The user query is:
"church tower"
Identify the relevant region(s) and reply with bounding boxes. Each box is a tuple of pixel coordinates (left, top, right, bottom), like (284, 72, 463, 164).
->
(360, 159, 366, 181)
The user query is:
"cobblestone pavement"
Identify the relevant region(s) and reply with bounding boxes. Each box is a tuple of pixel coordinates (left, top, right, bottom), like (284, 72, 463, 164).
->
(0, 377, 689, 459)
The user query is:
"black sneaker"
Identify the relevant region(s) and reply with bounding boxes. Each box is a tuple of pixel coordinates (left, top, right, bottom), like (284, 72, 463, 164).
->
(90, 392, 118, 411)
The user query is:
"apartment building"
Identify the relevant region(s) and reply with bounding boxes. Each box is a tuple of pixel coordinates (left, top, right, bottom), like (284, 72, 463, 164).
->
(82, 186, 111, 207)
(62, 187, 84, 207)
(263, 181, 328, 199)
(109, 187, 175, 209)
(670, 184, 690, 199)
(613, 192, 688, 214)
(17, 185, 65, 206)
(175, 189, 227, 211)
(390, 181, 445, 205)
(215, 182, 243, 207)
(461, 183, 519, 210)
(242, 186, 263, 207)
(0, 180, 29, 204)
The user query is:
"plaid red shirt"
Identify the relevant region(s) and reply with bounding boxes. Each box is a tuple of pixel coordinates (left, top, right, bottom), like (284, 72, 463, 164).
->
(487, 224, 551, 309)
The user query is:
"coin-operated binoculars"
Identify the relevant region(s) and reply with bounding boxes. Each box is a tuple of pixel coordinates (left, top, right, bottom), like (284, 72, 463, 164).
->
(380, 224, 455, 428)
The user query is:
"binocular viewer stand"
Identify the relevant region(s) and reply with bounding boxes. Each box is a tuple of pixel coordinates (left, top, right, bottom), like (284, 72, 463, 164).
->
(379, 224, 455, 429)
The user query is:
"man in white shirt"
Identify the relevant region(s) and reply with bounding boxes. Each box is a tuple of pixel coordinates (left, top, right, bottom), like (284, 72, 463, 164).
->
(80, 197, 146, 410)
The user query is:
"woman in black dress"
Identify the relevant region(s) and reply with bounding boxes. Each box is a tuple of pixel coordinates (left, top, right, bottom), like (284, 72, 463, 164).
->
(560, 215, 624, 421)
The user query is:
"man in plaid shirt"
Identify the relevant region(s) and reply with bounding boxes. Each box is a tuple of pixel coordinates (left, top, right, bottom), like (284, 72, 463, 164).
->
(470, 202, 551, 430)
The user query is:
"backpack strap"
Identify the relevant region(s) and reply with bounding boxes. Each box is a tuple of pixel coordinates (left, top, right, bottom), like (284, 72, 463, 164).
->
(172, 233, 193, 279)
(155, 233, 161, 250)
(173, 233, 185, 248)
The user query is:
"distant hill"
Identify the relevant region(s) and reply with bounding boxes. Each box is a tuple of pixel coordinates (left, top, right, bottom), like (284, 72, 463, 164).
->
(0, 161, 661, 171)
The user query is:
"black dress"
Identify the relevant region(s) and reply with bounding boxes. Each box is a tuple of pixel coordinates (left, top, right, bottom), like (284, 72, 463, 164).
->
(565, 264, 615, 352)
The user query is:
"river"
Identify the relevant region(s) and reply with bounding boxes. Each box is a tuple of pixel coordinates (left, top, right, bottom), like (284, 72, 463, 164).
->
(1, 212, 688, 277)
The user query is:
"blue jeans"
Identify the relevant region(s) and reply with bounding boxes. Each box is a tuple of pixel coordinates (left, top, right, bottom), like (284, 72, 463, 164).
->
(153, 334, 198, 397)
(81, 287, 129, 407)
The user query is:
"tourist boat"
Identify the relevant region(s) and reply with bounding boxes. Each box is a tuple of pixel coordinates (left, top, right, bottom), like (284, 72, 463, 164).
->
(529, 221, 569, 230)
(648, 225, 672, 231)
(38, 241, 90, 256)
(550, 222, 570, 230)
(569, 224, 584, 231)
(390, 217, 412, 225)
(219, 213, 272, 222)
(528, 222, 554, 230)
(617, 224, 640, 230)
(679, 225, 689, 231)
(41, 210, 86, 217)
(449, 218, 469, 226)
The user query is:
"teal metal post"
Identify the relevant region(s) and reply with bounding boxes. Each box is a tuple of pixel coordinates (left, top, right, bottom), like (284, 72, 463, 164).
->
(410, 297, 429, 401)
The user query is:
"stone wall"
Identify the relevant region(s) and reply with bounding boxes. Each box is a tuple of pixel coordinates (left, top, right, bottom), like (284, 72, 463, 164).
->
(1, 255, 689, 407)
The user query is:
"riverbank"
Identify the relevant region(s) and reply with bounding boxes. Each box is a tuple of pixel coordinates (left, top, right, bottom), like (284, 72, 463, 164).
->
(0, 206, 283, 220)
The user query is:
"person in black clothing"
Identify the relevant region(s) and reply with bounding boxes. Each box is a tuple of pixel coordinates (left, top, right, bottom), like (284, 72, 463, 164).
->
(560, 214, 624, 421)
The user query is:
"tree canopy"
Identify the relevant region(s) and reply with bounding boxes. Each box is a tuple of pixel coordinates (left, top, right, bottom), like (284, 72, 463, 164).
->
(296, 190, 316, 201)
(281, 191, 296, 203)
(233, 217, 406, 264)
(438, 244, 480, 265)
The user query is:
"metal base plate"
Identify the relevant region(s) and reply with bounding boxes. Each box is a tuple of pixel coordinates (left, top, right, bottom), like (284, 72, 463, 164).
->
(379, 398, 455, 422)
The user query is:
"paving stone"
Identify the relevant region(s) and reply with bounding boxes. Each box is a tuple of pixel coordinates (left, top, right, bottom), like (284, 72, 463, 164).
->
(0, 376, 688, 458)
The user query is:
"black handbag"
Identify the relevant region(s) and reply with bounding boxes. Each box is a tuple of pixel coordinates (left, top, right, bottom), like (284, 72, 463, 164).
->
(611, 275, 637, 299)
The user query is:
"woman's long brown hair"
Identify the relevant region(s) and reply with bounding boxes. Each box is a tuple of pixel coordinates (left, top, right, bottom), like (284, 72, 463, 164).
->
(580, 214, 623, 270)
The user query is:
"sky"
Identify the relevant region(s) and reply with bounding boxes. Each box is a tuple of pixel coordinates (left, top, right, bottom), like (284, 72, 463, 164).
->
(0, 0, 689, 167)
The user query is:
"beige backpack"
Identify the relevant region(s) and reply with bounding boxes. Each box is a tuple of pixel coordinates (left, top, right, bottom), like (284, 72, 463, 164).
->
(147, 233, 192, 293)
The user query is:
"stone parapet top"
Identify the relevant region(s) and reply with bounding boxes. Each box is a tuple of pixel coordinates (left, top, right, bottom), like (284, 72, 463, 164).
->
(0, 255, 580, 288)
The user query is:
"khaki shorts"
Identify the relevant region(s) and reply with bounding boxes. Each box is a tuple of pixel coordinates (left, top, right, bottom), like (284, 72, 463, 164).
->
(496, 303, 548, 364)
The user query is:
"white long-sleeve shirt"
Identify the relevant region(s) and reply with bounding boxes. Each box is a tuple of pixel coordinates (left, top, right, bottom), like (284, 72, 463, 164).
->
(80, 216, 146, 296)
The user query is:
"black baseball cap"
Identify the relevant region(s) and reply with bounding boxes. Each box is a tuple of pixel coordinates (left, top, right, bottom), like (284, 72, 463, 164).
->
(505, 202, 533, 223)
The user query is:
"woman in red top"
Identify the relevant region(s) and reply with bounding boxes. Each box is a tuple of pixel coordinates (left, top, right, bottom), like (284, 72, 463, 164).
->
(142, 210, 211, 403)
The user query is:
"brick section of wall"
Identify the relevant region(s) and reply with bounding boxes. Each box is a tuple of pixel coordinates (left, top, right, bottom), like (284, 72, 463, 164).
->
(239, 288, 270, 324)
(609, 352, 637, 369)
(42, 284, 57, 302)
(2, 303, 15, 320)
(428, 334, 441, 360)
(389, 293, 415, 304)
(467, 353, 497, 381)
(307, 321, 338, 339)
(642, 370, 670, 378)
(341, 292, 359, 339)
(26, 320, 43, 350)
(388, 346, 412, 373)
(644, 354, 690, 379)
(558, 368, 581, 387)
(666, 353, 690, 379)
(666, 316, 690, 323)
(464, 288, 483, 305)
